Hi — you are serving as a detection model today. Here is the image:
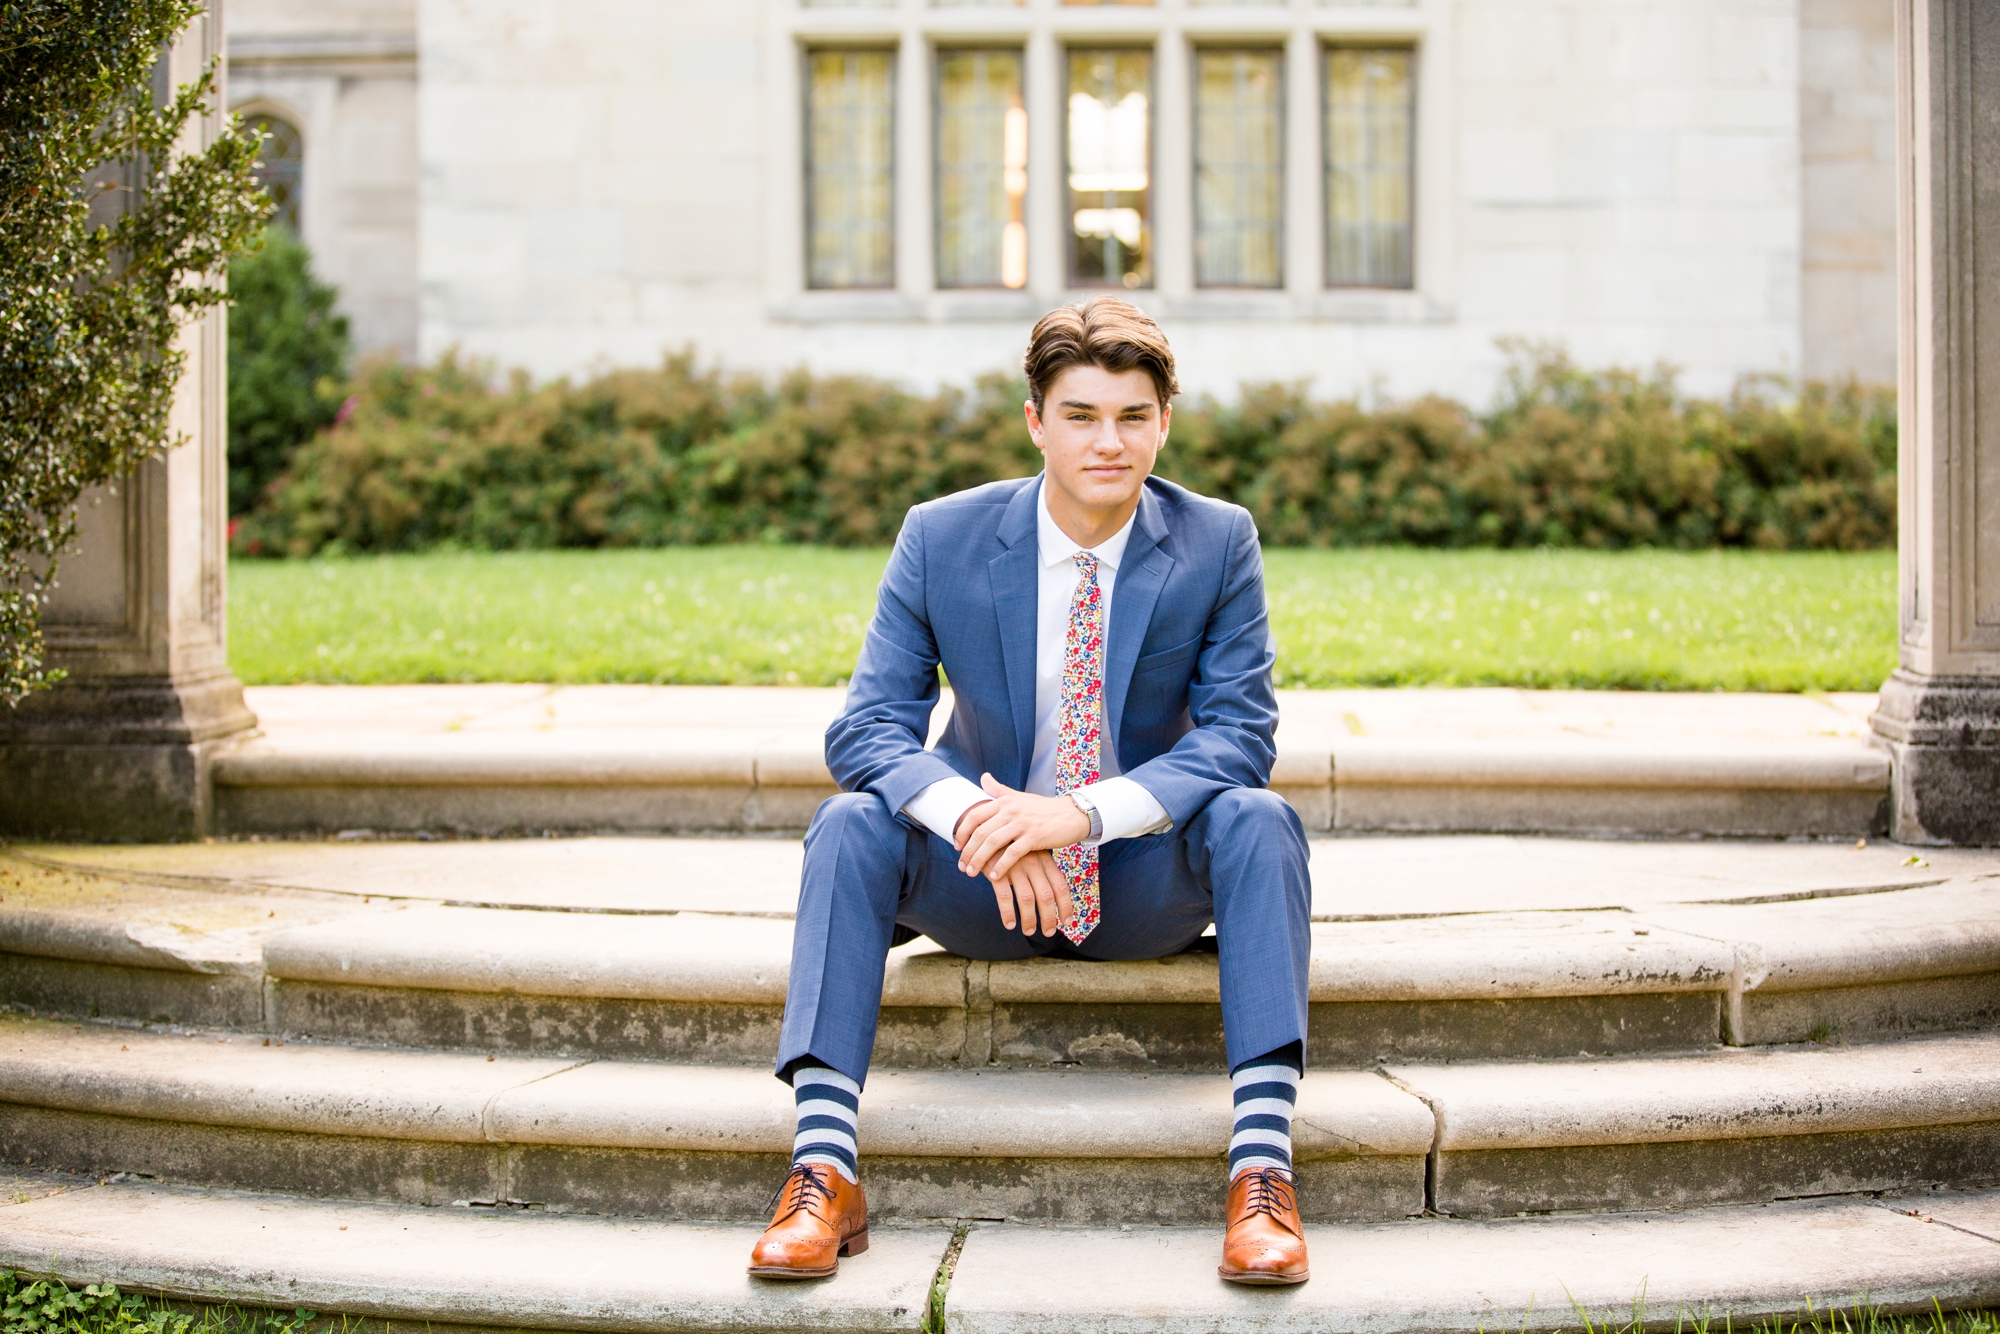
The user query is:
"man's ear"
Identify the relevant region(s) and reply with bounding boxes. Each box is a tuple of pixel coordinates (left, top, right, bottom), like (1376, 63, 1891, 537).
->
(1157, 401, 1171, 448)
(1024, 398, 1046, 453)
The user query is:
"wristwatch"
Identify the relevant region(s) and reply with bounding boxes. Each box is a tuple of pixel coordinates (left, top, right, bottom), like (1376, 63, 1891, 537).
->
(1069, 788, 1103, 842)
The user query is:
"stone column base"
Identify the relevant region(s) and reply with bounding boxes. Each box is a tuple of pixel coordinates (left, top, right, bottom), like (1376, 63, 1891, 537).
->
(0, 671, 256, 842)
(1869, 669, 2000, 846)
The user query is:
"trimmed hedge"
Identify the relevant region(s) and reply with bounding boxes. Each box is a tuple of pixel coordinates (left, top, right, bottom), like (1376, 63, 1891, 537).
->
(232, 345, 1896, 557)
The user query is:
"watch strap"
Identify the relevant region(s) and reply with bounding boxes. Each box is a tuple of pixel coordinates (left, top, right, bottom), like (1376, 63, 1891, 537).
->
(1071, 791, 1103, 842)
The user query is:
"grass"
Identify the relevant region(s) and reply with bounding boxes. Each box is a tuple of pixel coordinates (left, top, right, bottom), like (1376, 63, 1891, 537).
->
(228, 546, 1896, 694)
(4, 1272, 1993, 1334)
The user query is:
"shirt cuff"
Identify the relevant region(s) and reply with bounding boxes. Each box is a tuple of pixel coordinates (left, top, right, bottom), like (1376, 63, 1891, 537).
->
(902, 774, 991, 844)
(1077, 776, 1171, 845)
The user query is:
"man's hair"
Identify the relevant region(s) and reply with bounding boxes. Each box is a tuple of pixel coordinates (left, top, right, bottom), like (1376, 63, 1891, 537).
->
(1023, 297, 1180, 411)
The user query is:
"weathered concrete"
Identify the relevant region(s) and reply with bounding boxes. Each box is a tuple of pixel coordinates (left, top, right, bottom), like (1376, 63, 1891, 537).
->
(1330, 740, 1890, 839)
(0, 1180, 945, 1332)
(1915, 1187, 2000, 1243)
(1394, 1032, 2000, 1151)
(1874, 674, 2000, 845)
(267, 908, 829, 1005)
(7, 1182, 2000, 1334)
(18, 836, 809, 916)
(6, 846, 1995, 1067)
(0, 1015, 578, 1141)
(0, 957, 264, 1030)
(26, 832, 2000, 919)
(941, 1196, 2000, 1334)
(261, 907, 1738, 1067)
(1639, 877, 2000, 1043)
(1392, 1032, 2000, 1214)
(1431, 1122, 2000, 1218)
(0, 1017, 1430, 1221)
(193, 685, 1909, 838)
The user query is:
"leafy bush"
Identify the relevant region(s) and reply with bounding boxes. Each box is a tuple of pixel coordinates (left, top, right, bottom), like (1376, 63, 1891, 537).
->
(226, 224, 351, 515)
(234, 345, 1896, 557)
(0, 0, 269, 703)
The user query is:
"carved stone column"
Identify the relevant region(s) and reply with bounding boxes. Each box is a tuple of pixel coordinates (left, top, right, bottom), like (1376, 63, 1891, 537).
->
(0, 0, 256, 842)
(1869, 0, 2000, 845)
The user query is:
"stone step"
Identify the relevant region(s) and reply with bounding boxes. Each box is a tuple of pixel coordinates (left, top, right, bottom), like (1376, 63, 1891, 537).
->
(3, 843, 1995, 1068)
(1, 1176, 1994, 1334)
(1, 1016, 1995, 1224)
(208, 732, 1891, 838)
(0, 1015, 1432, 1225)
(1385, 1031, 2000, 1217)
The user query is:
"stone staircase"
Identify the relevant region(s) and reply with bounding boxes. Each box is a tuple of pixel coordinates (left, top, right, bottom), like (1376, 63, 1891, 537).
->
(0, 831, 1995, 1331)
(199, 684, 1896, 840)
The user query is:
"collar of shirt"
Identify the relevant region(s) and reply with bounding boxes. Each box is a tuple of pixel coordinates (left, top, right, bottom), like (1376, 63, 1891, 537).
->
(1035, 474, 1138, 572)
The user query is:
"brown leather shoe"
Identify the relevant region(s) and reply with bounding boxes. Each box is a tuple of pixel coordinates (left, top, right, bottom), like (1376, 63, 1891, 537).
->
(747, 1162, 870, 1280)
(1218, 1167, 1309, 1285)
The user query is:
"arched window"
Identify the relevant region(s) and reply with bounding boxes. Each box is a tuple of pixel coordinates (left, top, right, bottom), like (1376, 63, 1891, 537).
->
(245, 113, 303, 230)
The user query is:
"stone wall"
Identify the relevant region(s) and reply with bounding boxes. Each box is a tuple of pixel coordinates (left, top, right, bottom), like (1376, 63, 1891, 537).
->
(228, 0, 419, 360)
(1799, 0, 1897, 385)
(230, 0, 1899, 402)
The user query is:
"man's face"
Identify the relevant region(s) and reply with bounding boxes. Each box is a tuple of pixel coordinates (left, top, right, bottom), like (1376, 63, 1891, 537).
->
(1024, 363, 1170, 519)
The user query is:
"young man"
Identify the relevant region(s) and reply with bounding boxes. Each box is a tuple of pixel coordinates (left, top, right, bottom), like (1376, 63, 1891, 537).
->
(748, 297, 1312, 1285)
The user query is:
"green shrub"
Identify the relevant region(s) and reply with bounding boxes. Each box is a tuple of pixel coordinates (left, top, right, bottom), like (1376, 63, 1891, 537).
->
(234, 346, 1896, 557)
(0, 0, 268, 702)
(226, 225, 352, 515)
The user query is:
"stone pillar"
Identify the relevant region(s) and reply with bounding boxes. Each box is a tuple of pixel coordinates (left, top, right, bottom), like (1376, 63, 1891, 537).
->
(0, 0, 256, 842)
(1869, 0, 2000, 845)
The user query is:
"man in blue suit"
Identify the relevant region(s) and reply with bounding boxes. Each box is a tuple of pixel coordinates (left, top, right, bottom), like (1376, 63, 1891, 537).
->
(748, 298, 1312, 1286)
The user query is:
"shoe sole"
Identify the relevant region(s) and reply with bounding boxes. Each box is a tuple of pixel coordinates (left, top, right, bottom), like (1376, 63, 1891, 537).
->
(1217, 1267, 1310, 1286)
(746, 1228, 868, 1280)
(747, 1264, 838, 1281)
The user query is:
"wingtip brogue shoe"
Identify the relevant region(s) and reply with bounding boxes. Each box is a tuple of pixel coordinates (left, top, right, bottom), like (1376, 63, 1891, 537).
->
(1218, 1166, 1310, 1286)
(748, 1162, 870, 1280)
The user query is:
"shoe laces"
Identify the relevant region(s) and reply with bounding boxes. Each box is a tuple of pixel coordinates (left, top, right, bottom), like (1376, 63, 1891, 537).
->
(1238, 1167, 1300, 1234)
(767, 1162, 839, 1224)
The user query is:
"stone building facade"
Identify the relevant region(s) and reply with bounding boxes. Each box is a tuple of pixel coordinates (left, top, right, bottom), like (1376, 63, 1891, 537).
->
(228, 0, 1896, 402)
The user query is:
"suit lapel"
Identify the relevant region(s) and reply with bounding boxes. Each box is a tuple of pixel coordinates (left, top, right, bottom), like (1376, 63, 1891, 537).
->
(989, 480, 1042, 785)
(1104, 485, 1173, 750)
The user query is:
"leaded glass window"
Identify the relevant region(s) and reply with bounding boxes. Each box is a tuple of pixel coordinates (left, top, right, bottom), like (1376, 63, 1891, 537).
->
(1067, 49, 1152, 288)
(937, 50, 1027, 289)
(1194, 49, 1283, 288)
(806, 49, 896, 289)
(1324, 48, 1413, 288)
(247, 113, 303, 231)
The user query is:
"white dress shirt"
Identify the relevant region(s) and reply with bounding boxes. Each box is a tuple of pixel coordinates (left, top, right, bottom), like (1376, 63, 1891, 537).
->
(902, 477, 1173, 846)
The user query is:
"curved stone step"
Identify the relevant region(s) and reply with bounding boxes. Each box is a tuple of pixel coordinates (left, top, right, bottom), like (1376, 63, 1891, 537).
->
(1386, 1030, 2000, 1216)
(0, 1017, 1994, 1224)
(207, 732, 1889, 838)
(0, 1015, 1432, 1225)
(0, 1178, 1993, 1334)
(3, 845, 1995, 1068)
(26, 830, 1994, 918)
(258, 903, 1740, 1067)
(940, 1192, 2000, 1334)
(0, 1177, 947, 1334)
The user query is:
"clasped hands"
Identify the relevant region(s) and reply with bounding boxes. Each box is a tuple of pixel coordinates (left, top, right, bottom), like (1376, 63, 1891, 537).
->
(952, 773, 1091, 938)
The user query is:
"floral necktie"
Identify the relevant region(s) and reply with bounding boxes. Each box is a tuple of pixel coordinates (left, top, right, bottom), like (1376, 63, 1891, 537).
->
(1051, 553, 1103, 944)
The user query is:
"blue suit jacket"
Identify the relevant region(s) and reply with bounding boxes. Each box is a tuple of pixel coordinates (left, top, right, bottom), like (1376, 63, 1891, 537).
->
(825, 474, 1279, 829)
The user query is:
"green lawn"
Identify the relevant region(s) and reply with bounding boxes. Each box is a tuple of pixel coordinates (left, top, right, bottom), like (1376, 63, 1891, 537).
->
(228, 547, 1896, 693)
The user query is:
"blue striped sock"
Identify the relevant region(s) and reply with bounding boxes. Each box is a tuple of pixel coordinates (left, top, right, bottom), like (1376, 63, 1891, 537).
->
(791, 1064, 860, 1184)
(1228, 1048, 1301, 1181)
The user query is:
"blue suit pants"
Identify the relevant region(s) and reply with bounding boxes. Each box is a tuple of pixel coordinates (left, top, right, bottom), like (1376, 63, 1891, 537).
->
(775, 786, 1312, 1085)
